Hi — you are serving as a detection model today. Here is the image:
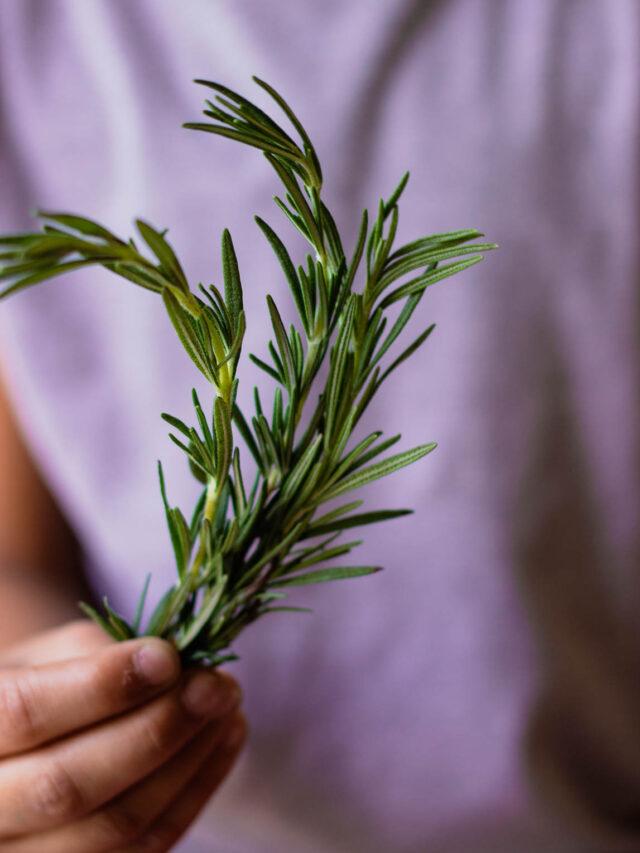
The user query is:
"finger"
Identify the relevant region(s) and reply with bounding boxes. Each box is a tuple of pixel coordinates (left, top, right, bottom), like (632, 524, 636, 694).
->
(0, 620, 115, 668)
(0, 667, 241, 836)
(0, 636, 181, 756)
(0, 712, 243, 852)
(0, 620, 114, 669)
(120, 713, 248, 853)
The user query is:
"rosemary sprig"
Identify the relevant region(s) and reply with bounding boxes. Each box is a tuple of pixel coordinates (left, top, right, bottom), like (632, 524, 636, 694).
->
(0, 77, 496, 668)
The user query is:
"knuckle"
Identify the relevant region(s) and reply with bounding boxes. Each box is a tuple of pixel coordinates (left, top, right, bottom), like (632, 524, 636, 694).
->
(30, 760, 84, 821)
(67, 618, 106, 643)
(64, 619, 114, 655)
(97, 800, 147, 845)
(0, 674, 39, 745)
(134, 821, 181, 852)
(138, 703, 185, 757)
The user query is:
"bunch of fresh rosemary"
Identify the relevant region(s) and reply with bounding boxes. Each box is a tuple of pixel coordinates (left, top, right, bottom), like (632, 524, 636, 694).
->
(0, 77, 495, 667)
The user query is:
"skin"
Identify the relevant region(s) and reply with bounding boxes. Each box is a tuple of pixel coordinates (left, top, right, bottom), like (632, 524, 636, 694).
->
(0, 360, 247, 851)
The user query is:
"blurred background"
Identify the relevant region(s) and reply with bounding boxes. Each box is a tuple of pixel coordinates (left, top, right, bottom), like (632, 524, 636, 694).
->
(0, 1, 638, 851)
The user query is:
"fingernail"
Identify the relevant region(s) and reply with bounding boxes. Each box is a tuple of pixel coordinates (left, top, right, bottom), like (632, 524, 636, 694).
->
(133, 642, 178, 685)
(223, 716, 247, 751)
(182, 671, 230, 717)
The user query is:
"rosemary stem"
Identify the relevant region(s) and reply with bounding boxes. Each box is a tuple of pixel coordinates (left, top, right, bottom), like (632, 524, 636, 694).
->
(203, 477, 219, 523)
(188, 478, 219, 581)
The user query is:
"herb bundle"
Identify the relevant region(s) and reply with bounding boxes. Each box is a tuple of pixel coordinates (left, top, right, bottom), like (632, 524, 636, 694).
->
(0, 78, 495, 668)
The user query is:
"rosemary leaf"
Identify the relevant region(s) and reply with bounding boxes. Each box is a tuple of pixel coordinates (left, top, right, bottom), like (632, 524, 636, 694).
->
(269, 566, 382, 588)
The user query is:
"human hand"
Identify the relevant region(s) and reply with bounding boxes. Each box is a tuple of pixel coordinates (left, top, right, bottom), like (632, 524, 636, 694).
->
(0, 619, 247, 851)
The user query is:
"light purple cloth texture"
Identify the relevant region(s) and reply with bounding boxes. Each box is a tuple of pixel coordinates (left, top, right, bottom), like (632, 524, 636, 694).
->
(0, 1, 638, 851)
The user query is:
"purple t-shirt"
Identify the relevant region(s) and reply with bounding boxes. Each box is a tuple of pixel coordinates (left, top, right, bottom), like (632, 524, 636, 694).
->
(0, 2, 638, 851)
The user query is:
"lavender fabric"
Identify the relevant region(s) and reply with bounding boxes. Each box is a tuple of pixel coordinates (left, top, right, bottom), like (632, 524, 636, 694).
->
(0, 1, 638, 850)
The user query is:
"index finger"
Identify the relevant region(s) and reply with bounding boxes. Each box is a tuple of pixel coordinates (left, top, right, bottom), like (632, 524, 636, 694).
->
(0, 638, 181, 757)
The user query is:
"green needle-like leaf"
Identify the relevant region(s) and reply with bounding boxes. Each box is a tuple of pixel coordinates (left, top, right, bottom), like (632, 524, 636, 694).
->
(162, 288, 217, 384)
(266, 295, 296, 390)
(136, 220, 189, 293)
(320, 443, 438, 502)
(269, 566, 382, 588)
(77, 601, 125, 641)
(378, 323, 436, 384)
(133, 573, 153, 634)
(307, 508, 412, 538)
(221, 228, 243, 334)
